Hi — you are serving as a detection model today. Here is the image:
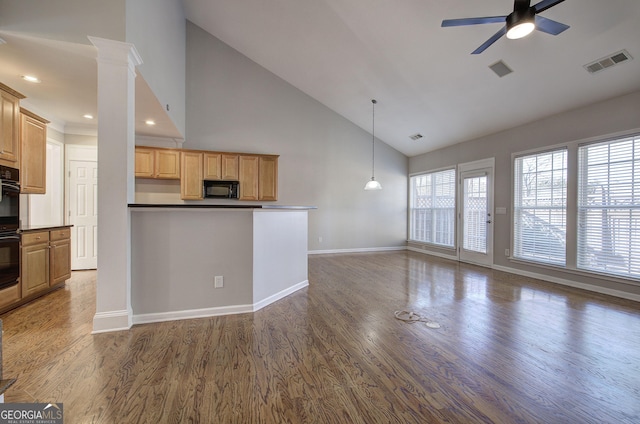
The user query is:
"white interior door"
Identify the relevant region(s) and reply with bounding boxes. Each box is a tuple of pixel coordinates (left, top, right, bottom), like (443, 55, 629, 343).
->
(69, 160, 98, 270)
(459, 167, 494, 267)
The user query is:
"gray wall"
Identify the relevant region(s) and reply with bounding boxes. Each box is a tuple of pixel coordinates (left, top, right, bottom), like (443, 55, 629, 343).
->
(410, 89, 640, 297)
(185, 21, 408, 252)
(0, 0, 125, 43)
(126, 0, 186, 137)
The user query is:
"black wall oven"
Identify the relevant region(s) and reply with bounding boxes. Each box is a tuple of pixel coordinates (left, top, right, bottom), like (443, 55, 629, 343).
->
(0, 165, 20, 291)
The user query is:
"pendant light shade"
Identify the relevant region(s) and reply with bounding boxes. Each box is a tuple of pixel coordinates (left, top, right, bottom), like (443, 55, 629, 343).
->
(364, 99, 382, 190)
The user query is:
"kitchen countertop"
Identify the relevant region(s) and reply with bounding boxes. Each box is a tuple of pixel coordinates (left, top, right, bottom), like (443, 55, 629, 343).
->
(19, 224, 73, 233)
(128, 204, 317, 210)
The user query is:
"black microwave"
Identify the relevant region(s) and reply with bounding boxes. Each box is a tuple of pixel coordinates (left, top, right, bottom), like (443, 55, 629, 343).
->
(203, 180, 239, 199)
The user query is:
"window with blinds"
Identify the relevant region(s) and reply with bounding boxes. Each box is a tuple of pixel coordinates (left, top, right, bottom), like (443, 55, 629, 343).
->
(409, 169, 456, 247)
(577, 135, 640, 278)
(513, 149, 567, 265)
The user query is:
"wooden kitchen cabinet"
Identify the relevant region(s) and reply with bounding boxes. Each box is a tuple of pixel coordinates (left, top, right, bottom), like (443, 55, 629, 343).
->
(0, 83, 25, 167)
(239, 154, 279, 201)
(135, 147, 180, 179)
(239, 155, 259, 200)
(204, 152, 222, 180)
(221, 154, 239, 180)
(259, 156, 278, 201)
(180, 151, 203, 200)
(20, 108, 49, 194)
(49, 228, 71, 286)
(204, 152, 239, 181)
(21, 231, 50, 298)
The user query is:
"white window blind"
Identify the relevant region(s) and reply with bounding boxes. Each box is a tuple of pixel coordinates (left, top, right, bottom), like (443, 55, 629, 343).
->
(513, 149, 567, 265)
(577, 135, 640, 278)
(463, 175, 488, 253)
(409, 169, 455, 247)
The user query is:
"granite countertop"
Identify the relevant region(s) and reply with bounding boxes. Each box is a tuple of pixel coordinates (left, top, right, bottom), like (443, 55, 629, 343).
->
(129, 204, 317, 210)
(19, 224, 73, 233)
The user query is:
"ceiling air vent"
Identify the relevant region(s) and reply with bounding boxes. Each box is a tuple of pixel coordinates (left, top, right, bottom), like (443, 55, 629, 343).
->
(489, 60, 513, 78)
(584, 50, 633, 74)
(409, 133, 423, 141)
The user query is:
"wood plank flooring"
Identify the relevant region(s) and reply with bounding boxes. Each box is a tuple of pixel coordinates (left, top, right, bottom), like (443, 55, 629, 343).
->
(1, 251, 639, 423)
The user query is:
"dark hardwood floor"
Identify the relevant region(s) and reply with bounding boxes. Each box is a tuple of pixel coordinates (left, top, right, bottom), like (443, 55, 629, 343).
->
(1, 251, 639, 423)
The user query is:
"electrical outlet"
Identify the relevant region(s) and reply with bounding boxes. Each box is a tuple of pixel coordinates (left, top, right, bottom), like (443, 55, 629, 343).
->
(505, 249, 510, 257)
(214, 276, 224, 288)
(318, 236, 323, 243)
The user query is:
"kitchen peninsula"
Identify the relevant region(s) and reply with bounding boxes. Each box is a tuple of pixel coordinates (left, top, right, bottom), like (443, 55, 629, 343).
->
(129, 204, 315, 324)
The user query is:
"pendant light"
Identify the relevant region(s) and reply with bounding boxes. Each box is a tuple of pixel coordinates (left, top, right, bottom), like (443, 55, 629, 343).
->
(364, 99, 382, 190)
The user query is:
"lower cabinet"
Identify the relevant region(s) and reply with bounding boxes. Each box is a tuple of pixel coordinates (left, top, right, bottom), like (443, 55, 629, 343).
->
(21, 231, 50, 298)
(50, 228, 72, 286)
(20, 228, 72, 300)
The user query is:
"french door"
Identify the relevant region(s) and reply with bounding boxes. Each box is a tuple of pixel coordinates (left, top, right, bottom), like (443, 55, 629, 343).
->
(458, 164, 494, 267)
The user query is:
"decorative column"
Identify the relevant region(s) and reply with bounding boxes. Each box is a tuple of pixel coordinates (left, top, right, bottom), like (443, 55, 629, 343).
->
(89, 36, 142, 333)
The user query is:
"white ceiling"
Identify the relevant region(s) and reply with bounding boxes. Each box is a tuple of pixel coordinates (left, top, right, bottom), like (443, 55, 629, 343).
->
(1, 0, 639, 156)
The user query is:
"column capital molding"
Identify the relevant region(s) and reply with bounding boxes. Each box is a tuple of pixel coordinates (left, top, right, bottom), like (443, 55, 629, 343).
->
(88, 36, 143, 70)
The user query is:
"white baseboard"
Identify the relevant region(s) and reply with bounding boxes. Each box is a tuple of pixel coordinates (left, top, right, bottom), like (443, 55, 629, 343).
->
(309, 246, 406, 255)
(133, 304, 254, 325)
(132, 280, 309, 325)
(492, 264, 640, 302)
(407, 246, 458, 261)
(253, 280, 308, 312)
(92, 309, 132, 334)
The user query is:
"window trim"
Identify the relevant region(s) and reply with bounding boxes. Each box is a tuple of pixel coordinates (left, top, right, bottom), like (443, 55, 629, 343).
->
(510, 128, 640, 285)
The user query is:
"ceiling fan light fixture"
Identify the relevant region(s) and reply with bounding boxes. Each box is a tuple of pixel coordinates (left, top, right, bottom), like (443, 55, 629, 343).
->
(506, 9, 535, 39)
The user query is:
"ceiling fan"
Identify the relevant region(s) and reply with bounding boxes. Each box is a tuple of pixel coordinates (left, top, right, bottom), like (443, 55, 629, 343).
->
(441, 0, 570, 54)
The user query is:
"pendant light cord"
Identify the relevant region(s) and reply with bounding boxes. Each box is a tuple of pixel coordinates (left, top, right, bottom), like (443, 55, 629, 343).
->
(371, 99, 377, 179)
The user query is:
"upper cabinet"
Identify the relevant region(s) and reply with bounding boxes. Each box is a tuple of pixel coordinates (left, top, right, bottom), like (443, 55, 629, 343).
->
(238, 155, 259, 201)
(20, 108, 49, 194)
(0, 83, 25, 167)
(238, 154, 278, 201)
(135, 147, 180, 179)
(136, 146, 279, 201)
(180, 151, 203, 200)
(258, 156, 278, 201)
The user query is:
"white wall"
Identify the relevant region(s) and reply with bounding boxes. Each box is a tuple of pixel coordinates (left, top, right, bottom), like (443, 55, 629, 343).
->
(126, 0, 186, 138)
(27, 141, 64, 227)
(409, 90, 640, 298)
(182, 22, 408, 252)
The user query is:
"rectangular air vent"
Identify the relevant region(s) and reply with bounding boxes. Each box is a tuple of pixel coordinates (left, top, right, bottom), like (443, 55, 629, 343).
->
(584, 50, 633, 74)
(409, 133, 423, 141)
(489, 60, 513, 78)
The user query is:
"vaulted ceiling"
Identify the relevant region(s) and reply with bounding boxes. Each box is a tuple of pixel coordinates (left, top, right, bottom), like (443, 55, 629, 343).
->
(1, 0, 639, 156)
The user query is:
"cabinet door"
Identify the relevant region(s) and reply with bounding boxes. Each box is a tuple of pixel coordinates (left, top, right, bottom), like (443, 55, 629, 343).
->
(154, 149, 180, 179)
(221, 154, 239, 180)
(258, 156, 278, 201)
(239, 155, 259, 201)
(204, 152, 222, 180)
(50, 239, 71, 286)
(22, 243, 50, 297)
(20, 110, 48, 194)
(135, 147, 155, 178)
(180, 151, 203, 200)
(0, 89, 21, 164)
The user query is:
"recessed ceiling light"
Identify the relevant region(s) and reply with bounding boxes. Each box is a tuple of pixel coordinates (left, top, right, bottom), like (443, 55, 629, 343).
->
(145, 120, 156, 126)
(22, 75, 41, 83)
(83, 114, 94, 119)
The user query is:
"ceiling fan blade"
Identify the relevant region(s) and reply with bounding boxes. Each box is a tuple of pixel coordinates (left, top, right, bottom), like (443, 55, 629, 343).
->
(535, 15, 570, 35)
(532, 0, 566, 14)
(471, 27, 507, 54)
(442, 16, 506, 27)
